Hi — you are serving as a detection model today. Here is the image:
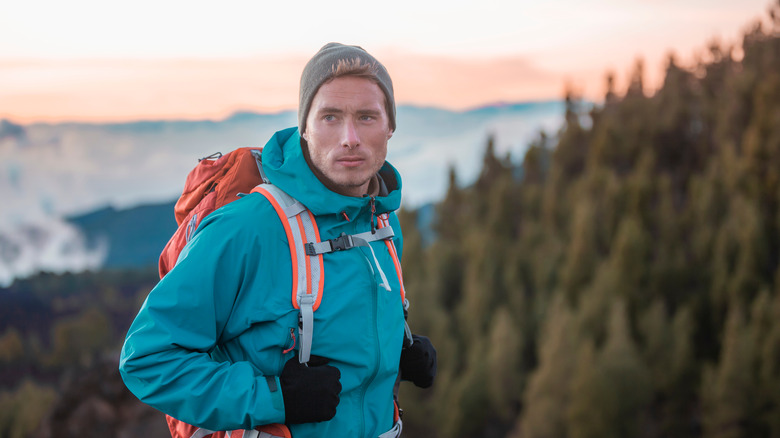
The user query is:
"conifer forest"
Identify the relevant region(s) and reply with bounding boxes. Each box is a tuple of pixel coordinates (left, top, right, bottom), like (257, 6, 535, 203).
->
(1, 4, 779, 437)
(397, 7, 780, 437)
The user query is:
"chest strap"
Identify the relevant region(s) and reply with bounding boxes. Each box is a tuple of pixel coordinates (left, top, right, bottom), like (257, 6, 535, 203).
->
(305, 226, 395, 256)
(251, 183, 403, 363)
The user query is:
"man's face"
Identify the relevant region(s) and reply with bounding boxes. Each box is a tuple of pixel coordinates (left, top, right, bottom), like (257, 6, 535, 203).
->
(302, 75, 393, 197)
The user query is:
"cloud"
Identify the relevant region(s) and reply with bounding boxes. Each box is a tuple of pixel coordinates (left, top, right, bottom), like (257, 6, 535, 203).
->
(0, 218, 107, 287)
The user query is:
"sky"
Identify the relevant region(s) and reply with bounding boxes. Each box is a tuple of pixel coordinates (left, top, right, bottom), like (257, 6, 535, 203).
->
(0, 0, 773, 123)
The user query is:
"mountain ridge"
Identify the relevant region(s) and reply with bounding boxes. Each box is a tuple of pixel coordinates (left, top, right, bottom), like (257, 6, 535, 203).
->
(1, 100, 566, 285)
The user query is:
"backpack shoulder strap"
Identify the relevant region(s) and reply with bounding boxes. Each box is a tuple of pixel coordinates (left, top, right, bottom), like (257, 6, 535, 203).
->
(251, 183, 324, 364)
(377, 213, 413, 348)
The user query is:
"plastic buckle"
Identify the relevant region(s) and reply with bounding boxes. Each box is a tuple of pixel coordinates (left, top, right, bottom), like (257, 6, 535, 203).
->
(330, 234, 353, 251)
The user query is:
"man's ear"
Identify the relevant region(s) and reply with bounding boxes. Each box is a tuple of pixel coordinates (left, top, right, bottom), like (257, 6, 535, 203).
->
(387, 130, 394, 140)
(301, 131, 308, 142)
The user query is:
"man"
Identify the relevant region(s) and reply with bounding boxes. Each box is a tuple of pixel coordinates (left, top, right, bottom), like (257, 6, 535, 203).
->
(119, 43, 436, 438)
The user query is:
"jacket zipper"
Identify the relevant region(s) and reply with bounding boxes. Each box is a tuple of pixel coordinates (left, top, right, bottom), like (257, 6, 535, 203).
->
(353, 214, 381, 438)
(361, 256, 381, 438)
(364, 195, 377, 234)
(370, 196, 377, 234)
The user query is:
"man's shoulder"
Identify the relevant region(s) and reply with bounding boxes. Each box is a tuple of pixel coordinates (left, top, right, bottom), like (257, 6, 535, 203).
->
(200, 191, 287, 234)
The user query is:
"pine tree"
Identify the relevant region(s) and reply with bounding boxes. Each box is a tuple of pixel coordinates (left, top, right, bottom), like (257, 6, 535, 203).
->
(486, 306, 525, 421)
(566, 339, 605, 438)
(520, 294, 578, 438)
(638, 301, 697, 436)
(701, 302, 760, 438)
(568, 300, 652, 438)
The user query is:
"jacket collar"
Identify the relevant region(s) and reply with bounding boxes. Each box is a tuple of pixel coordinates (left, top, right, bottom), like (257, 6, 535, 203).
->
(261, 127, 403, 219)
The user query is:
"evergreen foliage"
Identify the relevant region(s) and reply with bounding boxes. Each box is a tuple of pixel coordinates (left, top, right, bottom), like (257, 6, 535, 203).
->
(0, 268, 160, 437)
(398, 5, 780, 437)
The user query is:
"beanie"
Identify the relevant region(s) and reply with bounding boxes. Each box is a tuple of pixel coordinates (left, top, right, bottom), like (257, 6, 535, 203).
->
(299, 42, 395, 134)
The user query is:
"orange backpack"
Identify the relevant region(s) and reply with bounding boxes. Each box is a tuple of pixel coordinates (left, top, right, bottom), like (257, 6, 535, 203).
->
(159, 147, 292, 438)
(159, 148, 266, 277)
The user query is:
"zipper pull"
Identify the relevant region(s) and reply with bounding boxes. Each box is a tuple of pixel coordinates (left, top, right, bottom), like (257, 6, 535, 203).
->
(369, 196, 377, 234)
(283, 327, 296, 354)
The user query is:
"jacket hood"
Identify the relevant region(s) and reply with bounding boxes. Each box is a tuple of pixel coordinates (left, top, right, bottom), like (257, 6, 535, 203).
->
(261, 127, 403, 219)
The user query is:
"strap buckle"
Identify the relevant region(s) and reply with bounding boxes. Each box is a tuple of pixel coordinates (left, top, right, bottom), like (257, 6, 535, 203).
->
(306, 233, 354, 255)
(330, 234, 354, 251)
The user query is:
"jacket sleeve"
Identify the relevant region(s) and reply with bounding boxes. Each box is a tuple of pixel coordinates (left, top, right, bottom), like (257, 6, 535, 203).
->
(118, 207, 286, 430)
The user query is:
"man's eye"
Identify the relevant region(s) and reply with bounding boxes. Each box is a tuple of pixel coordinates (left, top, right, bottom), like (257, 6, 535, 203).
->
(360, 115, 374, 121)
(323, 115, 335, 121)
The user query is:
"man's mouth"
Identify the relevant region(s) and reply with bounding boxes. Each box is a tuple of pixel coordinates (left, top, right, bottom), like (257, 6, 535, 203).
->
(337, 156, 365, 167)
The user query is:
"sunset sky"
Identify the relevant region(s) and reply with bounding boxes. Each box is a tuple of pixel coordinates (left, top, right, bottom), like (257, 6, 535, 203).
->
(0, 0, 772, 123)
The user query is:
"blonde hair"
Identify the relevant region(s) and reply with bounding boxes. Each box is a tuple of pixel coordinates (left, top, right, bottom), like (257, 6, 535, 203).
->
(330, 57, 380, 80)
(326, 57, 391, 119)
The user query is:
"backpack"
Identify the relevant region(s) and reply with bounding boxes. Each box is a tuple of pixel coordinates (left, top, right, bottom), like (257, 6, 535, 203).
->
(158, 147, 410, 438)
(158, 148, 266, 277)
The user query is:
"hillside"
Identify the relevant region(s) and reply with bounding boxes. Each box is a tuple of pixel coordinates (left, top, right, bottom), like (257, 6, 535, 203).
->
(67, 201, 177, 268)
(395, 8, 780, 437)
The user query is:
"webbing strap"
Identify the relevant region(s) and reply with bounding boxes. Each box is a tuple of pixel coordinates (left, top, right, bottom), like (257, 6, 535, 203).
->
(188, 429, 215, 438)
(251, 150, 270, 184)
(282, 200, 307, 218)
(298, 295, 315, 363)
(353, 226, 395, 243)
(305, 226, 395, 256)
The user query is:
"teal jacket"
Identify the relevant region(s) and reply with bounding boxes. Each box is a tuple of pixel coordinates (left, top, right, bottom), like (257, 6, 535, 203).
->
(119, 127, 406, 437)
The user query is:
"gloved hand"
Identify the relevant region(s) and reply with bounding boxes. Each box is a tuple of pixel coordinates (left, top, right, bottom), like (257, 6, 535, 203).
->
(400, 334, 437, 388)
(279, 355, 341, 424)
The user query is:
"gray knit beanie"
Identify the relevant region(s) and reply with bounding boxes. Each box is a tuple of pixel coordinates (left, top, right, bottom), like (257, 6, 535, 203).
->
(299, 42, 395, 134)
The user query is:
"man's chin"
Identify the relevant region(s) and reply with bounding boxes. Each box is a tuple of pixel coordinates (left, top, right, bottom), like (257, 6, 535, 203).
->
(328, 177, 372, 196)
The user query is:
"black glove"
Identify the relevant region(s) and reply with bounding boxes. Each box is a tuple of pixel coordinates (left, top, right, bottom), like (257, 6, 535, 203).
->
(400, 334, 437, 388)
(279, 355, 341, 424)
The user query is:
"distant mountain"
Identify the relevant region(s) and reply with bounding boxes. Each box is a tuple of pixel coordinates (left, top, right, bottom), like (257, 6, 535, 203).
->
(0, 101, 565, 284)
(67, 201, 177, 269)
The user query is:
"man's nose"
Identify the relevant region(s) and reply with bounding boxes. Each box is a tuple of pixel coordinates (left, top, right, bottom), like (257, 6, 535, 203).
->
(341, 119, 360, 149)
